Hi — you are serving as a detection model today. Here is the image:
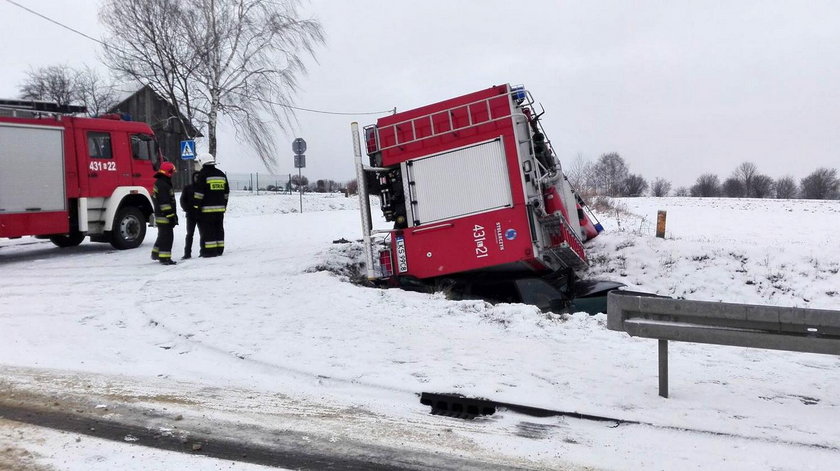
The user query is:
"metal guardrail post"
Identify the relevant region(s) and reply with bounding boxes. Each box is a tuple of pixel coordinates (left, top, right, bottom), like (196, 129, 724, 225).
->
(658, 339, 668, 398)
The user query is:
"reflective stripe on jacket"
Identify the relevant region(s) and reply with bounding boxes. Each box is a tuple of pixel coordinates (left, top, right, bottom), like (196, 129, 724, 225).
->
(193, 165, 230, 214)
(153, 174, 177, 222)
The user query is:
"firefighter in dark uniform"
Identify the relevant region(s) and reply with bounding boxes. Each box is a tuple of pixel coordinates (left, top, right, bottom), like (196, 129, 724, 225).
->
(179, 169, 200, 259)
(151, 161, 178, 265)
(193, 153, 229, 257)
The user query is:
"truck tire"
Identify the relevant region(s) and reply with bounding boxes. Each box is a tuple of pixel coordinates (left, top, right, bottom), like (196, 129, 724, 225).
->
(49, 231, 86, 248)
(110, 206, 146, 250)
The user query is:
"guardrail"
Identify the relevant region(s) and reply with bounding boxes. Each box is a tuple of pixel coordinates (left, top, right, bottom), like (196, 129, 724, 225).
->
(606, 291, 840, 397)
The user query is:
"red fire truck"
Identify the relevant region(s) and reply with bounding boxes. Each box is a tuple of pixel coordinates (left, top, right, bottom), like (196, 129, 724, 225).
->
(351, 84, 613, 309)
(0, 100, 159, 249)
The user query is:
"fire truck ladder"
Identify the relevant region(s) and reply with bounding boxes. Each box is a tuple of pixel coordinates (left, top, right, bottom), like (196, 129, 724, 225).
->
(0, 99, 87, 117)
(364, 89, 535, 154)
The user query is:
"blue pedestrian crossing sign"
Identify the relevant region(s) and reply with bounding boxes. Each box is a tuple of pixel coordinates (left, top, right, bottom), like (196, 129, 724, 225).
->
(180, 140, 196, 160)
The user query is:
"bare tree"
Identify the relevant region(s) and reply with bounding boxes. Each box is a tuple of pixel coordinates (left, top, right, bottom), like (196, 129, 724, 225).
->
(733, 161, 758, 197)
(690, 174, 721, 197)
(673, 186, 689, 197)
(751, 174, 774, 198)
(722, 177, 745, 198)
(650, 177, 671, 197)
(76, 66, 119, 116)
(774, 175, 798, 199)
(100, 0, 325, 168)
(566, 153, 595, 196)
(591, 152, 629, 197)
(291, 174, 309, 190)
(800, 168, 839, 200)
(101, 0, 200, 136)
(19, 64, 119, 116)
(346, 179, 359, 195)
(18, 65, 79, 107)
(315, 179, 341, 193)
(622, 174, 648, 197)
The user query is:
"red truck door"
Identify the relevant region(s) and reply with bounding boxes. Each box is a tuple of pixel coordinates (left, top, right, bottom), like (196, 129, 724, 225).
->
(128, 132, 158, 189)
(81, 129, 120, 197)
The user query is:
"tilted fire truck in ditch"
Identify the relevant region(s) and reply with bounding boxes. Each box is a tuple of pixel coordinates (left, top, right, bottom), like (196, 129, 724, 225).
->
(0, 100, 160, 249)
(351, 84, 621, 310)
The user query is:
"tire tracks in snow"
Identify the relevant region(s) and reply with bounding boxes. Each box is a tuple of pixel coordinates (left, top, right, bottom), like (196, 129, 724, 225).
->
(132, 261, 420, 398)
(0, 368, 562, 471)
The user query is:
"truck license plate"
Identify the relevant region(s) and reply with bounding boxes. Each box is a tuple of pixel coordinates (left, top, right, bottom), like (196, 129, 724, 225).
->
(396, 236, 408, 273)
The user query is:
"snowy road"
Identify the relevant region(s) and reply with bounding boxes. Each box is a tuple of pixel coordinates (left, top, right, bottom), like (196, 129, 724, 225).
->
(0, 366, 550, 471)
(2, 193, 839, 470)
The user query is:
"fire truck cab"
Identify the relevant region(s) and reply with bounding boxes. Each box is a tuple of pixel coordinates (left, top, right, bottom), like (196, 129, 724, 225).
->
(0, 100, 160, 249)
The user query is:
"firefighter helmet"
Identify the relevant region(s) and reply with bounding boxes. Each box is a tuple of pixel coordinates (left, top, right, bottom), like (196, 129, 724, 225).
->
(159, 161, 177, 176)
(198, 153, 216, 166)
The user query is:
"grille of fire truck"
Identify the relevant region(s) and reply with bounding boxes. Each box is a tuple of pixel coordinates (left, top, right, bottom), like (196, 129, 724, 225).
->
(538, 214, 588, 269)
(365, 90, 534, 154)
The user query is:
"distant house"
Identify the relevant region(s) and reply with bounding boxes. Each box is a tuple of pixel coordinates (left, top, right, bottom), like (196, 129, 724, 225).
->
(109, 86, 202, 190)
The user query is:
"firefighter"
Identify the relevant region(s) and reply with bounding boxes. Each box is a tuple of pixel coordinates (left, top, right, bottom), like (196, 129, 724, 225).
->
(180, 168, 201, 259)
(151, 161, 178, 265)
(193, 153, 229, 257)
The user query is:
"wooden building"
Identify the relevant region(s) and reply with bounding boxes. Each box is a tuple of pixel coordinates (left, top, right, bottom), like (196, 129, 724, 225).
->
(110, 86, 202, 189)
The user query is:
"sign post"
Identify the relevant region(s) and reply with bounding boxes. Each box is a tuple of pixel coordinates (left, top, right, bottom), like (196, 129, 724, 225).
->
(292, 138, 307, 213)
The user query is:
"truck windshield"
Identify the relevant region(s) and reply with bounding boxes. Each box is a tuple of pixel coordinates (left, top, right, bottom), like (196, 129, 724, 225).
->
(131, 133, 160, 168)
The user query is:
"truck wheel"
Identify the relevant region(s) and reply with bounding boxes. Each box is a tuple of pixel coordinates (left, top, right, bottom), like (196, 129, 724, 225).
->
(110, 206, 146, 250)
(49, 231, 86, 248)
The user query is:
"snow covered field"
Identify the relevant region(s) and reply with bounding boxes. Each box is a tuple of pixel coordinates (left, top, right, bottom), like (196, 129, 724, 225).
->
(1, 192, 838, 470)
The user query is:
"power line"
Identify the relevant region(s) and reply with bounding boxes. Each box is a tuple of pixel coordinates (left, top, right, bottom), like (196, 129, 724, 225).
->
(264, 99, 395, 116)
(287, 103, 396, 116)
(3, 0, 395, 117)
(3, 0, 107, 47)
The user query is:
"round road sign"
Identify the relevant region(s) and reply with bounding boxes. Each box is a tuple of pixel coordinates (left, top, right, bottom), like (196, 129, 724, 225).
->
(292, 137, 307, 155)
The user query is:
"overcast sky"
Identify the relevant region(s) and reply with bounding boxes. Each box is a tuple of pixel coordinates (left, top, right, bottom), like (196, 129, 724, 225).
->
(1, 0, 838, 187)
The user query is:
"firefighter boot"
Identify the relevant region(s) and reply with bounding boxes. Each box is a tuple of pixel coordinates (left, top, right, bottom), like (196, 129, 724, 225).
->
(159, 259, 177, 266)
